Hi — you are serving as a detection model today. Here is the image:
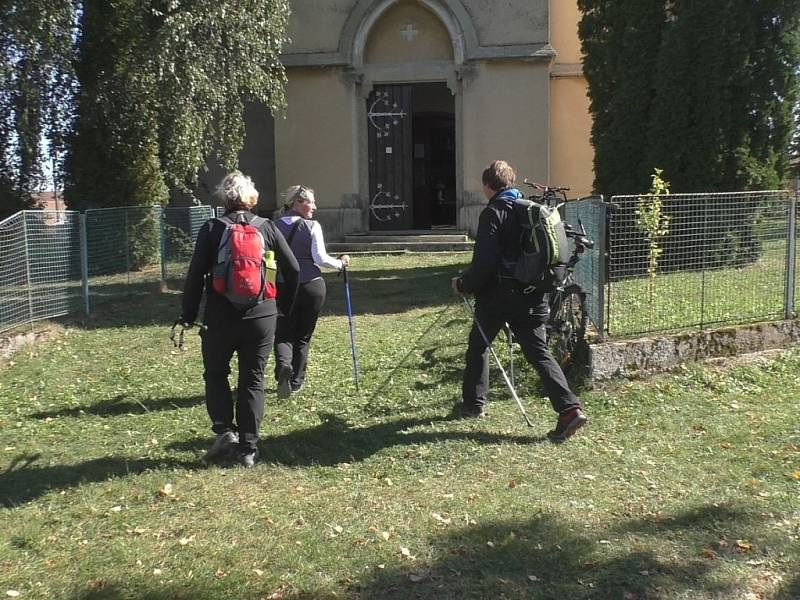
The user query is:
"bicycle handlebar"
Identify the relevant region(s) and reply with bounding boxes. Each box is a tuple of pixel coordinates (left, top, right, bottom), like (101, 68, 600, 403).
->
(522, 178, 570, 194)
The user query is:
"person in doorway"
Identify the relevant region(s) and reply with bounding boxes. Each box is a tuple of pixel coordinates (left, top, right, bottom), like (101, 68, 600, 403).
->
(451, 160, 586, 442)
(273, 185, 351, 398)
(180, 171, 299, 467)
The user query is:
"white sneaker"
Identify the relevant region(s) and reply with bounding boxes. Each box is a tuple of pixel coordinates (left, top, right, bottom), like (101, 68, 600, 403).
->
(205, 431, 238, 460)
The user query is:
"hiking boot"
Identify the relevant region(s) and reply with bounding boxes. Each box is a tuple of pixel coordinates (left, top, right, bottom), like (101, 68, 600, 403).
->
(458, 403, 487, 419)
(276, 364, 292, 400)
(238, 449, 259, 468)
(206, 431, 238, 460)
(291, 382, 304, 393)
(547, 407, 587, 443)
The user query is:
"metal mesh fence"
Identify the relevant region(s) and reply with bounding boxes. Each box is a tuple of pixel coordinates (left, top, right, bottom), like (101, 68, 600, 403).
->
(84, 206, 163, 307)
(162, 206, 215, 284)
(562, 197, 607, 337)
(0, 211, 84, 334)
(606, 191, 794, 337)
(0, 206, 213, 334)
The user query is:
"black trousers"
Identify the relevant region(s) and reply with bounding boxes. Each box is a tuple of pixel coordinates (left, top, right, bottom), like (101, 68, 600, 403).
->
(201, 314, 275, 452)
(274, 277, 326, 389)
(462, 283, 580, 414)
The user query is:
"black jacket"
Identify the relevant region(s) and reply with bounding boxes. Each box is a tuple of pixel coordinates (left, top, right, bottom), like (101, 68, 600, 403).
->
(181, 211, 300, 325)
(458, 189, 526, 295)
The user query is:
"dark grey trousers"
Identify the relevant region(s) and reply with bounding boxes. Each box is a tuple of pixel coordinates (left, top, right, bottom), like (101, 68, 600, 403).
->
(201, 314, 275, 452)
(462, 283, 579, 414)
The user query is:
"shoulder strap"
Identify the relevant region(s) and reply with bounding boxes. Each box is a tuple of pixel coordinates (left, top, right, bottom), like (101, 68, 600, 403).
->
(250, 215, 266, 229)
(285, 219, 304, 246)
(215, 214, 233, 225)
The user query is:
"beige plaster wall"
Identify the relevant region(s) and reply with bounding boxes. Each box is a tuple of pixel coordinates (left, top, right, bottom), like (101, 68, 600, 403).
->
(461, 61, 550, 197)
(274, 68, 357, 209)
(284, 0, 356, 54)
(549, 0, 581, 63)
(549, 0, 594, 197)
(364, 0, 453, 63)
(283, 0, 550, 57)
(461, 0, 548, 46)
(550, 77, 593, 197)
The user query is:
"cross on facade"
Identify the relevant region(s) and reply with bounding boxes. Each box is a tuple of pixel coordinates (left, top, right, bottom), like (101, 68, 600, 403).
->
(401, 23, 418, 42)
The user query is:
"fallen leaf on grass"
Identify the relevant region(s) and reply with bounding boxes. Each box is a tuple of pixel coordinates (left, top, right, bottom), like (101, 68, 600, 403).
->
(6, 592, 20, 598)
(791, 470, 800, 480)
(702, 548, 717, 559)
(735, 539, 753, 551)
(326, 524, 344, 538)
(528, 575, 539, 582)
(178, 535, 195, 546)
(508, 479, 517, 489)
(380, 531, 390, 541)
(399, 547, 415, 560)
(158, 483, 175, 498)
(431, 513, 451, 526)
(409, 573, 425, 583)
(253, 569, 264, 577)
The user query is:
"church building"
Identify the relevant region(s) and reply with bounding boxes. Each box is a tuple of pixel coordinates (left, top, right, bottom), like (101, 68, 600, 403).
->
(202, 0, 594, 240)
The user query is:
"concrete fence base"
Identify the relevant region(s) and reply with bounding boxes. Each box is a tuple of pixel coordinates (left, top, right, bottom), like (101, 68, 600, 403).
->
(588, 319, 800, 384)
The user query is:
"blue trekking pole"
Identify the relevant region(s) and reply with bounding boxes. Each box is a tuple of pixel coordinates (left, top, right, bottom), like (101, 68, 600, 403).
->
(342, 267, 361, 391)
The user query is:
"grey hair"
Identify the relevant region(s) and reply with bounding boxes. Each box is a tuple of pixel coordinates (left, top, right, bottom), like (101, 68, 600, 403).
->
(282, 185, 315, 210)
(216, 171, 259, 211)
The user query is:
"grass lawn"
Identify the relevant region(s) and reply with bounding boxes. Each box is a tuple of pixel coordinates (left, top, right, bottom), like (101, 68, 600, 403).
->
(0, 253, 798, 600)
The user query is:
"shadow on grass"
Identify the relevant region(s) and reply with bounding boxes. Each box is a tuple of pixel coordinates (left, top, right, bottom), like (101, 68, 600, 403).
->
(168, 412, 548, 467)
(53, 261, 464, 334)
(366, 309, 466, 407)
(0, 454, 197, 508)
(320, 263, 463, 317)
(355, 505, 764, 599)
(775, 573, 800, 600)
(28, 394, 204, 419)
(68, 583, 333, 600)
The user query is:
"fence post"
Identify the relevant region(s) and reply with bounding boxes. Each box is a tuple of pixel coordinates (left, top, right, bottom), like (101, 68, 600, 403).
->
(124, 208, 131, 283)
(22, 212, 35, 327)
(595, 197, 607, 341)
(80, 211, 90, 316)
(159, 207, 167, 284)
(786, 185, 798, 320)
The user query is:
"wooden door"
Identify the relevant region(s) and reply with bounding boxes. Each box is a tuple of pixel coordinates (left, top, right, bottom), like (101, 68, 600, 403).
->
(367, 85, 413, 230)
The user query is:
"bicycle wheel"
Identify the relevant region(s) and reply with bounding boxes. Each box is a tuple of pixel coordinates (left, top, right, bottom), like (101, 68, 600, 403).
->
(548, 284, 588, 370)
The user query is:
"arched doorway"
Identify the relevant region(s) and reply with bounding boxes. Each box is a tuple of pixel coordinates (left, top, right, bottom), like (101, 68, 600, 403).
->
(356, 0, 462, 231)
(366, 82, 455, 229)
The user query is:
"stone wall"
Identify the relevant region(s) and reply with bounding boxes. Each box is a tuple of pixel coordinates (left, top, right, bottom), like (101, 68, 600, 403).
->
(589, 319, 800, 383)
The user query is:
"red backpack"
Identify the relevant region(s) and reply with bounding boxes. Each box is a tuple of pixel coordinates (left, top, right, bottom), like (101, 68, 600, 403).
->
(211, 213, 277, 309)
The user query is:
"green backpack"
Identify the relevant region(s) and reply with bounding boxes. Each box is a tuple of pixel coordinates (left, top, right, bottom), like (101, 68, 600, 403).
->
(507, 199, 570, 291)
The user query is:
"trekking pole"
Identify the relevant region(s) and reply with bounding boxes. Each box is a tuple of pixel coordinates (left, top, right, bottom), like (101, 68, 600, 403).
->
(342, 267, 361, 391)
(505, 322, 515, 390)
(169, 319, 206, 351)
(460, 296, 533, 427)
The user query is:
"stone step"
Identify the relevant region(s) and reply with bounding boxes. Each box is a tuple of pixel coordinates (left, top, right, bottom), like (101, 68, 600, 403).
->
(343, 233, 469, 243)
(327, 241, 474, 253)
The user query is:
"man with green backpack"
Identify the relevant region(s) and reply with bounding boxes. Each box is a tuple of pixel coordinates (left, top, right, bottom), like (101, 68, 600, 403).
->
(451, 160, 586, 442)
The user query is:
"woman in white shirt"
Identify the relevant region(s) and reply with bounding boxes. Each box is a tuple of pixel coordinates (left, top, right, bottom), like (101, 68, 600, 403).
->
(273, 185, 351, 398)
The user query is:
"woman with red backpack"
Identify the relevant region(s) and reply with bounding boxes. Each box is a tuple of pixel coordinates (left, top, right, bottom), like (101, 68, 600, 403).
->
(180, 171, 299, 467)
